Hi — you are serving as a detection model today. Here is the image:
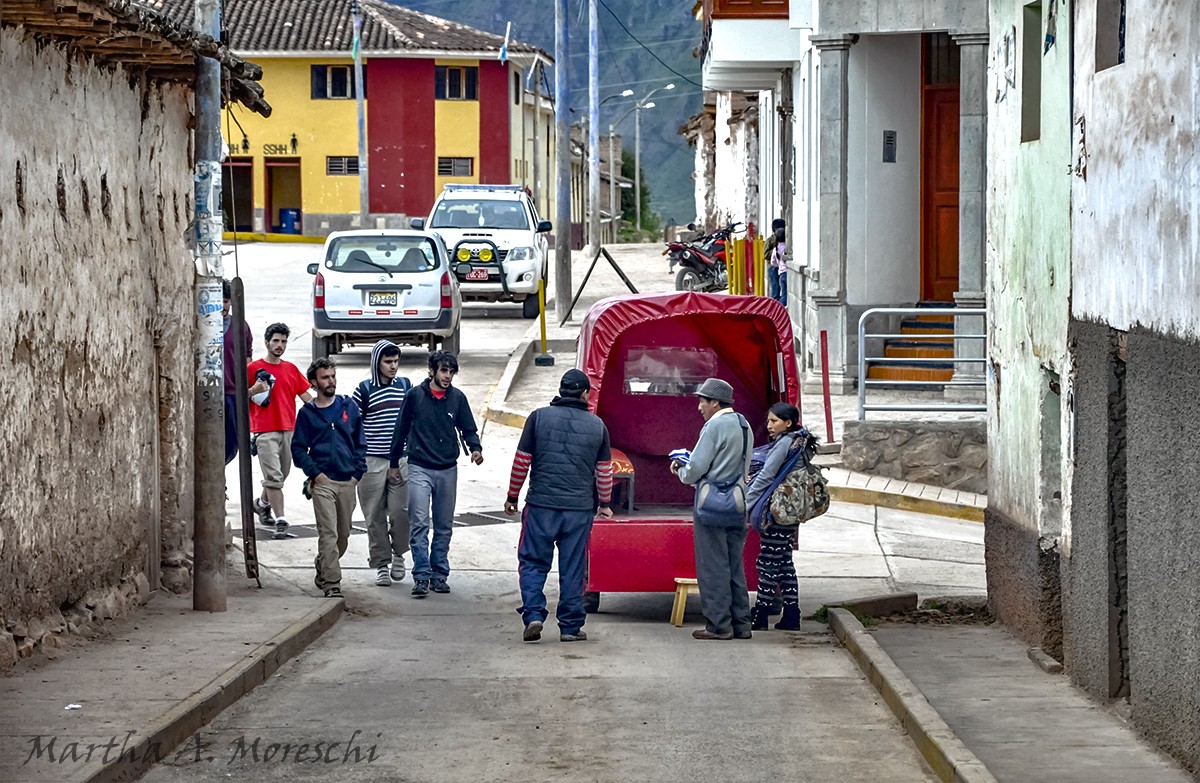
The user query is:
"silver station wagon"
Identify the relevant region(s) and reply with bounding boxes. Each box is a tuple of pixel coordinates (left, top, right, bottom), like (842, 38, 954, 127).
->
(307, 230, 462, 359)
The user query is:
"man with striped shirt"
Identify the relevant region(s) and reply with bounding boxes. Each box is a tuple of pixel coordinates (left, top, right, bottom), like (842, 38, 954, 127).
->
(353, 340, 412, 586)
(504, 369, 613, 643)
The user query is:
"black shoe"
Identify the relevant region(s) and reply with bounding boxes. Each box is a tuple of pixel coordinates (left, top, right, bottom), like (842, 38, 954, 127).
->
(774, 604, 801, 631)
(734, 630, 753, 640)
(411, 580, 430, 598)
(560, 630, 588, 642)
(430, 579, 450, 594)
(523, 620, 544, 642)
(254, 498, 274, 528)
(751, 604, 771, 631)
(314, 573, 325, 591)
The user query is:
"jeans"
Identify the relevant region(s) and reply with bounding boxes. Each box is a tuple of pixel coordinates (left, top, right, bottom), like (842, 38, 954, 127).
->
(408, 464, 458, 580)
(777, 271, 788, 306)
(767, 267, 781, 301)
(358, 456, 410, 569)
(516, 505, 594, 634)
(224, 393, 238, 465)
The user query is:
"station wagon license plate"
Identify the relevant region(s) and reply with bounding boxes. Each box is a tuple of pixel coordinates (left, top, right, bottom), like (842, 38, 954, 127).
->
(466, 269, 490, 281)
(368, 291, 398, 306)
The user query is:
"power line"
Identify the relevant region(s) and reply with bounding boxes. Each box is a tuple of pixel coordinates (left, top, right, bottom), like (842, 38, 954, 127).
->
(596, 0, 703, 88)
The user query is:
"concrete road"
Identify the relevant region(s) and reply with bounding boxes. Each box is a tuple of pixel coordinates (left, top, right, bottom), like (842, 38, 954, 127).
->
(156, 242, 939, 782)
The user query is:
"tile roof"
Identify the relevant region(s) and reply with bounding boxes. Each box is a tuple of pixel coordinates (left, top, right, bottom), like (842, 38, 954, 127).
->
(148, 0, 544, 57)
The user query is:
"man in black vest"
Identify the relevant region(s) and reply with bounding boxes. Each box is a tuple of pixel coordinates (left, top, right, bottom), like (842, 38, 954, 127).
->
(504, 369, 614, 643)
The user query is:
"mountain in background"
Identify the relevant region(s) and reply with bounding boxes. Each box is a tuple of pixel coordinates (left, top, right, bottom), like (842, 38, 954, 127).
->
(386, 0, 703, 226)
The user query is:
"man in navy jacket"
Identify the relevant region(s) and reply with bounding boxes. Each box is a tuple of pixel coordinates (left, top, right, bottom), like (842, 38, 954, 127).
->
(390, 351, 483, 598)
(292, 358, 367, 598)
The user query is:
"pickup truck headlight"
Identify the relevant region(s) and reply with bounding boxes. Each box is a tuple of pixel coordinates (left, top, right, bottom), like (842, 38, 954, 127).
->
(506, 246, 537, 262)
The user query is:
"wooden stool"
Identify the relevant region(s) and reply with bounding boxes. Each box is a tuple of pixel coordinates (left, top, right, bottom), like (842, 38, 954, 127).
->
(670, 578, 700, 627)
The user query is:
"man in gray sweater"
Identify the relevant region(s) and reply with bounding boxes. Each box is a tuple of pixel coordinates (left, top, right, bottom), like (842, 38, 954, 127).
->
(672, 377, 753, 640)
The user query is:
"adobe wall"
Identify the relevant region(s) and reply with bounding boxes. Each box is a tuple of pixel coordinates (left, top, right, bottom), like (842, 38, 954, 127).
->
(0, 29, 195, 668)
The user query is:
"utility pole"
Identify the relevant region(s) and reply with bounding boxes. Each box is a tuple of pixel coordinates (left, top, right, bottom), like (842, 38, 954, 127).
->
(531, 58, 541, 216)
(634, 105, 642, 234)
(587, 0, 600, 251)
(193, 0, 226, 613)
(608, 124, 616, 235)
(351, 0, 369, 225)
(554, 0, 571, 323)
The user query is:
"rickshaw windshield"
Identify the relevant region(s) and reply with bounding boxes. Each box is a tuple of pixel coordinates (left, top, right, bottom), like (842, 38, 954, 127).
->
(624, 347, 717, 396)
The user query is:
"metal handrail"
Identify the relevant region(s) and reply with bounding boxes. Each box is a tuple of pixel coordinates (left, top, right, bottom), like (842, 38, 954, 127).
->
(857, 306, 987, 420)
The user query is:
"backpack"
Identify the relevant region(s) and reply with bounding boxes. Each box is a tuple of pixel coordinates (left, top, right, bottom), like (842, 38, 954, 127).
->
(766, 433, 829, 528)
(357, 375, 411, 412)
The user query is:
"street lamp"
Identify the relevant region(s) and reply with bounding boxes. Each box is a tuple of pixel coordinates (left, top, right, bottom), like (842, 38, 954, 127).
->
(614, 83, 674, 234)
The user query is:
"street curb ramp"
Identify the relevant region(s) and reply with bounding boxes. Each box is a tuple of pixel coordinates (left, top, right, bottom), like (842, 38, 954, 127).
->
(828, 608, 999, 783)
(83, 599, 344, 783)
(483, 335, 576, 430)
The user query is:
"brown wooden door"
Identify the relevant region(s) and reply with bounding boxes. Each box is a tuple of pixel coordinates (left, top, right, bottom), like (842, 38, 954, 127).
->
(921, 85, 959, 302)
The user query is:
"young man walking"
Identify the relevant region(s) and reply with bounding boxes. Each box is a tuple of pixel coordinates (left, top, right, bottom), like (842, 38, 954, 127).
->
(247, 323, 313, 536)
(504, 369, 614, 643)
(353, 340, 412, 586)
(671, 377, 754, 640)
(390, 351, 483, 598)
(291, 358, 367, 598)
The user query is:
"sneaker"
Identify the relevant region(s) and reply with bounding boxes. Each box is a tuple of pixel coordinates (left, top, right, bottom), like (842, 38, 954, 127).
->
(374, 566, 392, 587)
(523, 620, 544, 642)
(411, 580, 430, 598)
(560, 630, 588, 642)
(430, 579, 450, 594)
(254, 498, 274, 528)
(390, 560, 407, 582)
(323, 585, 342, 598)
(273, 518, 289, 539)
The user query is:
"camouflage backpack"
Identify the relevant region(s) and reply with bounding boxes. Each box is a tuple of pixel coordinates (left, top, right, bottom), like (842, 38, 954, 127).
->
(767, 439, 829, 528)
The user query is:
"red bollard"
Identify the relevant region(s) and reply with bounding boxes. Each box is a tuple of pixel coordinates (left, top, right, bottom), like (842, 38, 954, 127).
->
(820, 329, 835, 444)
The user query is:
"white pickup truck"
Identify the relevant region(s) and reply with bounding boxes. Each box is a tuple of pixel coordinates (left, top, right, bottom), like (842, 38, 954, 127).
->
(412, 184, 551, 318)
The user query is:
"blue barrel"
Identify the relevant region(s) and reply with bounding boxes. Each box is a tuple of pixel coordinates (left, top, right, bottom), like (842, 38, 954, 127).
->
(279, 208, 301, 234)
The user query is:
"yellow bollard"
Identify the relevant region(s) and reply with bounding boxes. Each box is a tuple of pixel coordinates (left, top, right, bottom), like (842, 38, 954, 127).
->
(753, 235, 766, 296)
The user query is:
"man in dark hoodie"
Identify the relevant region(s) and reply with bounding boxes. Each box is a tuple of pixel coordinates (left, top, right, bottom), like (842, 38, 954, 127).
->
(390, 351, 482, 598)
(354, 340, 412, 587)
(292, 358, 367, 598)
(504, 369, 613, 643)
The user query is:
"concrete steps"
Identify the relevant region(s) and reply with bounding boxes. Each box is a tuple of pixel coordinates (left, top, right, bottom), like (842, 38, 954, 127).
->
(867, 306, 956, 383)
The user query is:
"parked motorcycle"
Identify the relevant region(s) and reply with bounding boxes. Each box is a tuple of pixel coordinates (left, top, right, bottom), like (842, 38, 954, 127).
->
(664, 222, 742, 292)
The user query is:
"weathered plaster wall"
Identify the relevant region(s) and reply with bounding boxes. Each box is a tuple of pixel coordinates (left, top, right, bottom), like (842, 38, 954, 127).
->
(819, 0, 987, 36)
(1123, 329, 1200, 770)
(983, 0, 1072, 649)
(1072, 2, 1200, 336)
(0, 29, 195, 664)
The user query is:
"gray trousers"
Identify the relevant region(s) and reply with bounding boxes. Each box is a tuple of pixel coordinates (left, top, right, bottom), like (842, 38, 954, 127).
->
(358, 455, 410, 569)
(694, 524, 752, 635)
(408, 464, 458, 580)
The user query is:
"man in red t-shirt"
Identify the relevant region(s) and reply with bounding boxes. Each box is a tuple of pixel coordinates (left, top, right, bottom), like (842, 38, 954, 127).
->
(247, 323, 313, 535)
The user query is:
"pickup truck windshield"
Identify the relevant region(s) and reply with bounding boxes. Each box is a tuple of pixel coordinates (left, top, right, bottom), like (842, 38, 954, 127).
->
(430, 199, 531, 230)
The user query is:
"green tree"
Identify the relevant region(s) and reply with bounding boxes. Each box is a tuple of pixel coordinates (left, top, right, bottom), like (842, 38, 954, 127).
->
(620, 149, 661, 239)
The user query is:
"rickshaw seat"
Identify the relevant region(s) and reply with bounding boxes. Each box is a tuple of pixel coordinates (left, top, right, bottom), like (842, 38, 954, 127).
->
(609, 448, 635, 512)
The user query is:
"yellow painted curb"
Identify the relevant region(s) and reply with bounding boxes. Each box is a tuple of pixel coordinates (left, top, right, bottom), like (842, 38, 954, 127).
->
(223, 232, 325, 244)
(830, 485, 985, 523)
(483, 406, 528, 430)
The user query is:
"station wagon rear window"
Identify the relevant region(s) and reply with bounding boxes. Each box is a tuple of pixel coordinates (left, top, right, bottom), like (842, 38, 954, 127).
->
(430, 200, 531, 230)
(326, 237, 439, 274)
(623, 347, 718, 396)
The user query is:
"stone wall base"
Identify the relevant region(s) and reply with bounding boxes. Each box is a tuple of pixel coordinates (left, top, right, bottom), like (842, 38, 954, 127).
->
(842, 420, 987, 494)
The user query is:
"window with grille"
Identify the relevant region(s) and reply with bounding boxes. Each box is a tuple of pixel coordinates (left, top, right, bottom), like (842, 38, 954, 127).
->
(311, 65, 366, 99)
(435, 66, 479, 101)
(437, 157, 474, 176)
(327, 156, 360, 176)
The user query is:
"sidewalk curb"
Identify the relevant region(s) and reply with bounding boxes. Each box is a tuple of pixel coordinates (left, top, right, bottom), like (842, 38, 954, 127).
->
(483, 335, 575, 430)
(829, 485, 985, 523)
(829, 608, 999, 783)
(85, 598, 344, 783)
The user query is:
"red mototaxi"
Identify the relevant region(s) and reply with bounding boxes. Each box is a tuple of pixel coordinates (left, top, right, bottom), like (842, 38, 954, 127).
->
(577, 291, 801, 612)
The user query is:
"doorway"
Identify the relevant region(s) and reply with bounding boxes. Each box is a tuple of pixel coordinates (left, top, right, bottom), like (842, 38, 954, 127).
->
(222, 157, 254, 233)
(265, 158, 302, 234)
(920, 33, 960, 302)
